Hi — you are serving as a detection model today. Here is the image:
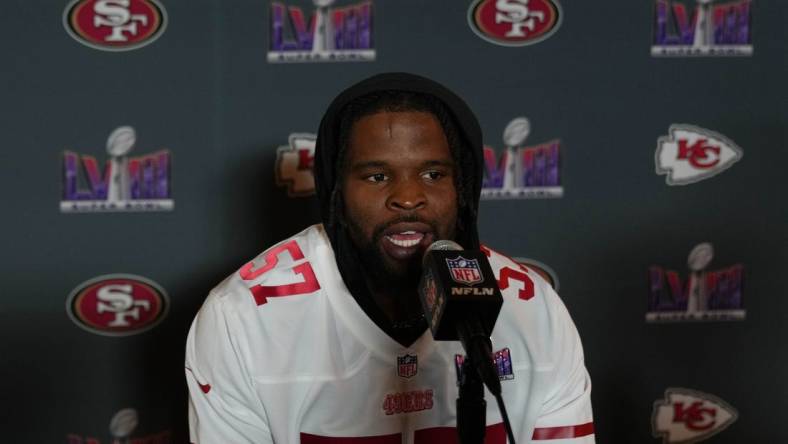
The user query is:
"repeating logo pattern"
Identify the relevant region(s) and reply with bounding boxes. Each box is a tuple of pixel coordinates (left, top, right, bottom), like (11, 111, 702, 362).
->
(468, 0, 562, 47)
(66, 274, 169, 336)
(276, 133, 316, 196)
(647, 243, 745, 322)
(67, 407, 172, 444)
(652, 0, 752, 57)
(63, 0, 167, 51)
(482, 117, 563, 199)
(656, 124, 743, 185)
(269, 0, 375, 63)
(652, 388, 738, 443)
(61, 126, 173, 213)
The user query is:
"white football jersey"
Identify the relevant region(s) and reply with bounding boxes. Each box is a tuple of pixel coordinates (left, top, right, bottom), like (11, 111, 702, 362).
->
(186, 225, 594, 443)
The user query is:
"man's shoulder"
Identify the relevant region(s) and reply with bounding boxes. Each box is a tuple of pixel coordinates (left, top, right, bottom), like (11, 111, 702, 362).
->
(481, 244, 575, 358)
(480, 244, 556, 299)
(208, 224, 333, 316)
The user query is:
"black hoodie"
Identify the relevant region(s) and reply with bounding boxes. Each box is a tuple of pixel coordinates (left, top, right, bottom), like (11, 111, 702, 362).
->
(313, 72, 485, 346)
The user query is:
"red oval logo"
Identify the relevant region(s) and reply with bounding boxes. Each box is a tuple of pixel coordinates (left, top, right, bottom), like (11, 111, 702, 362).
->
(468, 0, 562, 47)
(63, 0, 167, 51)
(67, 274, 169, 336)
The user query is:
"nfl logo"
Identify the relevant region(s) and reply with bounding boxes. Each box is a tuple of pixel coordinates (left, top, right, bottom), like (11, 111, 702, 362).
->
(446, 256, 484, 285)
(397, 354, 418, 379)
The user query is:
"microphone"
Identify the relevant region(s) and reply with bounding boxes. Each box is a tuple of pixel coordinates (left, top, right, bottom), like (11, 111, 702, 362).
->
(418, 240, 504, 395)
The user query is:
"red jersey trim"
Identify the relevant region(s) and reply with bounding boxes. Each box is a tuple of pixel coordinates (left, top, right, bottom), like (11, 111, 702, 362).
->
(532, 422, 595, 440)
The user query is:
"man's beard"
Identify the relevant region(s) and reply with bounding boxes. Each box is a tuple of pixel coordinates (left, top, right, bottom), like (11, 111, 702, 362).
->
(346, 215, 439, 295)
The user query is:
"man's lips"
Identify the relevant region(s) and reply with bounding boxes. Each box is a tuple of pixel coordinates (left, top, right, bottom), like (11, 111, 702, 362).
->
(379, 222, 435, 260)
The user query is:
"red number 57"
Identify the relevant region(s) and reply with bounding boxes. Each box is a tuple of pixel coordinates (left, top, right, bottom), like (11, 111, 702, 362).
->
(239, 240, 321, 306)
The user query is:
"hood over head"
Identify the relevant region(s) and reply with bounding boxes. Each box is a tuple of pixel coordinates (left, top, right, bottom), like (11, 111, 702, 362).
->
(313, 72, 484, 345)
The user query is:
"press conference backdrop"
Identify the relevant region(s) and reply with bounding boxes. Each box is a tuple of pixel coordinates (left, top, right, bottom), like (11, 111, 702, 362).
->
(1, 0, 785, 442)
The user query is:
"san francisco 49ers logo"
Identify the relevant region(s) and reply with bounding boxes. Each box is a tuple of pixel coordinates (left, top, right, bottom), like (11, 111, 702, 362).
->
(66, 274, 169, 336)
(63, 0, 167, 51)
(468, 0, 562, 47)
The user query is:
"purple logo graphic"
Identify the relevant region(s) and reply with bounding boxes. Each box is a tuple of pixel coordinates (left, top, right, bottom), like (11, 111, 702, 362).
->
(446, 256, 484, 286)
(268, 0, 375, 63)
(61, 126, 173, 213)
(455, 348, 514, 383)
(647, 243, 745, 322)
(652, 0, 752, 57)
(397, 354, 418, 379)
(482, 117, 562, 199)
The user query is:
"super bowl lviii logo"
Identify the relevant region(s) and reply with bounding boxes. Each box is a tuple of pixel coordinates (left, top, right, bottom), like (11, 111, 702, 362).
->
(63, 0, 167, 51)
(656, 124, 742, 185)
(482, 117, 563, 199)
(652, 0, 752, 56)
(647, 243, 744, 322)
(67, 407, 172, 444)
(276, 133, 316, 196)
(66, 274, 169, 336)
(652, 388, 738, 443)
(269, 0, 375, 63)
(468, 0, 562, 46)
(61, 126, 173, 213)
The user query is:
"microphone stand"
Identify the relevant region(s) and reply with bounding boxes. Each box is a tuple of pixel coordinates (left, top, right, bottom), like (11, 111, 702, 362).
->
(457, 354, 486, 444)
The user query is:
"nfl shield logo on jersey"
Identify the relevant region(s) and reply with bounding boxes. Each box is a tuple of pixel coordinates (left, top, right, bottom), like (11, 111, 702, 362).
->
(446, 256, 484, 285)
(397, 354, 418, 379)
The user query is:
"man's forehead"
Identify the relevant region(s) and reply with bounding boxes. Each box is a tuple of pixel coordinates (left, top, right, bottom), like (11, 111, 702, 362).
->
(345, 111, 453, 165)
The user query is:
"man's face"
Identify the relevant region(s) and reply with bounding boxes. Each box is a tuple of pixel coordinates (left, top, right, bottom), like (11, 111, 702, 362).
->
(341, 111, 459, 286)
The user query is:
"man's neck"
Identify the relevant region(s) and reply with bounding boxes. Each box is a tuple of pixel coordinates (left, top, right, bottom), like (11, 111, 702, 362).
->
(365, 278, 425, 328)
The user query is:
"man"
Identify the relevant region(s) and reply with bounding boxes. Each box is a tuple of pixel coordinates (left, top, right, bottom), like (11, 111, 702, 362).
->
(186, 73, 595, 443)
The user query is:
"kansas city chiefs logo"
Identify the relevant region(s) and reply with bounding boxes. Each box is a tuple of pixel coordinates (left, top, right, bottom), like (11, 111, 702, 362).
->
(63, 0, 167, 51)
(468, 0, 562, 47)
(276, 133, 316, 197)
(652, 388, 738, 443)
(655, 124, 743, 185)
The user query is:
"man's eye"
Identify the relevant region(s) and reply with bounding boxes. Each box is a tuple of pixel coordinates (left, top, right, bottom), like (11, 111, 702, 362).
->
(366, 173, 388, 183)
(422, 171, 444, 180)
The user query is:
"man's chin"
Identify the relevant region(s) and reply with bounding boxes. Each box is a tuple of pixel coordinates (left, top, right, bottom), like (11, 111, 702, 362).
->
(366, 248, 423, 290)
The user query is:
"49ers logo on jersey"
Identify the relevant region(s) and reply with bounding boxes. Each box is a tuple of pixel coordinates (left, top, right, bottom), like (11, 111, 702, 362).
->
(655, 124, 743, 185)
(468, 0, 562, 47)
(66, 274, 169, 336)
(63, 0, 167, 51)
(652, 388, 738, 443)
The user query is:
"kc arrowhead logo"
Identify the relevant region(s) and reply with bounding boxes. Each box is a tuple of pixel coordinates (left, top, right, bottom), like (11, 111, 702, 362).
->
(652, 388, 738, 443)
(655, 124, 743, 185)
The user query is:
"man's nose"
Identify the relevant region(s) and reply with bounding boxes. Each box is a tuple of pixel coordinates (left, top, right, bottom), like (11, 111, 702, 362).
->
(386, 177, 426, 212)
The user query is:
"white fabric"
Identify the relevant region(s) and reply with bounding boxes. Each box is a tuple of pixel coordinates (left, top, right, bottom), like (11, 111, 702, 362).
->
(186, 224, 594, 443)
